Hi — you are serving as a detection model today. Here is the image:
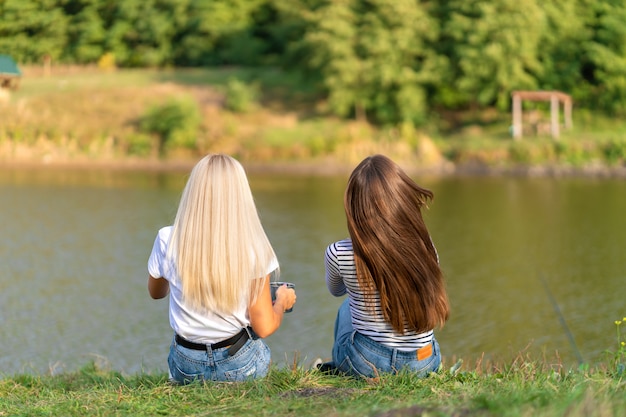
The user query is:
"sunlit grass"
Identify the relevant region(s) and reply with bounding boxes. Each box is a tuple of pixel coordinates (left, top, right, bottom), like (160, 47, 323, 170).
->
(1, 350, 625, 417)
(15, 68, 157, 97)
(2, 66, 626, 171)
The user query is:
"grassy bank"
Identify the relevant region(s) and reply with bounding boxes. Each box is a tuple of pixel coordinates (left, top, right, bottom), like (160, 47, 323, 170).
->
(1, 357, 625, 417)
(4, 315, 626, 416)
(2, 66, 626, 176)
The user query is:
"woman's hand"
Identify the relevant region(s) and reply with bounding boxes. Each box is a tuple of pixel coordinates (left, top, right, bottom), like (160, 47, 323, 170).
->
(274, 284, 297, 312)
(248, 276, 297, 338)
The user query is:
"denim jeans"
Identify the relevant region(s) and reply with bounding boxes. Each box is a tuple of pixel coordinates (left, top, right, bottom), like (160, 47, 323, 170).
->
(331, 298, 441, 378)
(168, 331, 271, 384)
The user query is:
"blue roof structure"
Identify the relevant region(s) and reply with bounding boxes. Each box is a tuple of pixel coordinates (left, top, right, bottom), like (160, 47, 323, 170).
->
(0, 54, 21, 77)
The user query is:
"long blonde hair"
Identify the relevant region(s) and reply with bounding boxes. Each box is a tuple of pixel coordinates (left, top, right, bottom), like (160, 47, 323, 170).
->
(345, 154, 449, 333)
(167, 154, 277, 313)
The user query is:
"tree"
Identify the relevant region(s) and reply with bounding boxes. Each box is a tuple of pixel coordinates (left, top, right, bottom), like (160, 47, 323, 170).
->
(294, 0, 444, 125)
(582, 0, 626, 115)
(175, 0, 268, 66)
(440, 0, 544, 109)
(104, 0, 189, 67)
(62, 0, 107, 64)
(0, 0, 68, 64)
(534, 0, 590, 99)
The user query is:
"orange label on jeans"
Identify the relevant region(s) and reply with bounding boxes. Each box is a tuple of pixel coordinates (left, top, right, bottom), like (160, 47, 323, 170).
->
(417, 343, 433, 361)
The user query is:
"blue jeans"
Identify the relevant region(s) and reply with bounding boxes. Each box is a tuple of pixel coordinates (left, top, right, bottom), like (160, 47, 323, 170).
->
(168, 331, 271, 384)
(331, 298, 441, 378)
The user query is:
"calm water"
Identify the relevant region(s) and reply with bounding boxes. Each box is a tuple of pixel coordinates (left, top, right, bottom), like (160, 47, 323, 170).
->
(1, 167, 625, 376)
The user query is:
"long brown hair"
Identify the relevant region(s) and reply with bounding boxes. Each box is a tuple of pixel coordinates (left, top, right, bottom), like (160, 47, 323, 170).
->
(344, 154, 449, 333)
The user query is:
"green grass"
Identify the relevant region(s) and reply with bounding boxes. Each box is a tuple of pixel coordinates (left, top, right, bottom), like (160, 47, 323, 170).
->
(9, 312, 626, 416)
(1, 358, 624, 417)
(13, 68, 158, 98)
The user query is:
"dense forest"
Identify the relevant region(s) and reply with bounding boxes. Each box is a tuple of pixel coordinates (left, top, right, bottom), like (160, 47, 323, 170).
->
(1, 0, 626, 126)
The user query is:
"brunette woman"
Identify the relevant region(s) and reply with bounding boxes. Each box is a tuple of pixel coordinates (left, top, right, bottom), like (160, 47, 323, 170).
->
(323, 154, 448, 378)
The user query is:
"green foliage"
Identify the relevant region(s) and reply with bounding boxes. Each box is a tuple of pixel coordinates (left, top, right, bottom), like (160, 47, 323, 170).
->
(224, 78, 260, 113)
(176, 0, 270, 66)
(441, 0, 544, 109)
(139, 97, 201, 155)
(0, 0, 68, 63)
(103, 0, 189, 67)
(535, 1, 590, 98)
(125, 133, 154, 157)
(601, 138, 626, 165)
(583, 1, 626, 115)
(63, 2, 107, 64)
(3, 0, 626, 121)
(294, 0, 442, 125)
(555, 140, 600, 166)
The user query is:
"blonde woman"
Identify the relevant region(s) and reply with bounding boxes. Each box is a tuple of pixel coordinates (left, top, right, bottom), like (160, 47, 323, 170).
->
(321, 154, 449, 378)
(148, 154, 296, 384)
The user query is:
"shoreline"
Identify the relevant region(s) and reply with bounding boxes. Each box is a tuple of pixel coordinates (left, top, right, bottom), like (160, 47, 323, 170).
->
(2, 156, 626, 178)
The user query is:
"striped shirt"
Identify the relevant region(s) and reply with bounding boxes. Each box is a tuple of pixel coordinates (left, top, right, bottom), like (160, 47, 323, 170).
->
(325, 238, 434, 351)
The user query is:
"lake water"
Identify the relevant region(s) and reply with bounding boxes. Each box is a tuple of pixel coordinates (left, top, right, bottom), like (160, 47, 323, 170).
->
(1, 166, 625, 376)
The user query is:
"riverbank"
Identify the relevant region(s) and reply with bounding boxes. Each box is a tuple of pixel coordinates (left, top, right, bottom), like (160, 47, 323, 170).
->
(2, 360, 624, 417)
(3, 154, 626, 179)
(2, 66, 626, 179)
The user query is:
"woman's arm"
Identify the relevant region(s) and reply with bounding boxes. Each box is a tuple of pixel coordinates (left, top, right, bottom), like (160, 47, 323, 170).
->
(148, 275, 170, 299)
(325, 242, 347, 296)
(248, 275, 296, 338)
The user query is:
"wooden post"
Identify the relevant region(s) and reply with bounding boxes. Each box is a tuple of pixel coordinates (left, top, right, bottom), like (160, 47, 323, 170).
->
(512, 93, 522, 139)
(550, 94, 560, 139)
(43, 54, 51, 77)
(564, 98, 572, 130)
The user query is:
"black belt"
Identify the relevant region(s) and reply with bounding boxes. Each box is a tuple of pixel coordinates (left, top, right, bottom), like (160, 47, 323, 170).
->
(175, 328, 250, 356)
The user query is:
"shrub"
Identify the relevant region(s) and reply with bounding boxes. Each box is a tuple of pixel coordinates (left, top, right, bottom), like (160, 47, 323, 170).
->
(125, 133, 154, 157)
(602, 138, 626, 165)
(224, 78, 259, 113)
(139, 97, 201, 156)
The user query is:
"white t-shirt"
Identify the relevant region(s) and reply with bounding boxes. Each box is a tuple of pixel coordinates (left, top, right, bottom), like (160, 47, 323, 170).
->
(148, 226, 279, 344)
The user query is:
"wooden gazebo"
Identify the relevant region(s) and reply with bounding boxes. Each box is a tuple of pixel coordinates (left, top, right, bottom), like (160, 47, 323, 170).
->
(0, 54, 22, 90)
(511, 90, 572, 139)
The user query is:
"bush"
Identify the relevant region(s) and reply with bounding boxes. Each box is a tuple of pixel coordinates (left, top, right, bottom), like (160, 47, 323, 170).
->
(139, 97, 201, 155)
(224, 78, 259, 113)
(125, 133, 154, 157)
(602, 138, 626, 166)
